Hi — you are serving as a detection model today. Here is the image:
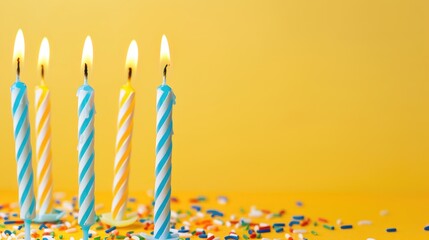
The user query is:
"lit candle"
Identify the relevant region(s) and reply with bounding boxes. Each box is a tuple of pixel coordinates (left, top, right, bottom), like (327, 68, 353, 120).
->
(77, 36, 96, 240)
(153, 35, 176, 240)
(111, 40, 138, 221)
(35, 37, 54, 216)
(10, 29, 36, 239)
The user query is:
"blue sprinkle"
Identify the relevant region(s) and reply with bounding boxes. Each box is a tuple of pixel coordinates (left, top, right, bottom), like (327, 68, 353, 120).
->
(425, 225, 429, 231)
(224, 236, 238, 240)
(199, 234, 207, 238)
(293, 215, 304, 220)
(340, 225, 353, 229)
(248, 230, 253, 234)
(289, 220, 300, 227)
(273, 223, 285, 227)
(4, 230, 12, 235)
(207, 209, 224, 217)
(275, 227, 284, 233)
(105, 226, 117, 233)
(192, 205, 202, 212)
(257, 229, 270, 233)
(296, 201, 303, 207)
(386, 228, 397, 232)
(129, 197, 137, 203)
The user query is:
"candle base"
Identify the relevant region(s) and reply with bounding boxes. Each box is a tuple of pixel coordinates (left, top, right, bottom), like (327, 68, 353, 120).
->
(25, 219, 31, 240)
(139, 232, 179, 240)
(99, 212, 138, 227)
(33, 209, 65, 223)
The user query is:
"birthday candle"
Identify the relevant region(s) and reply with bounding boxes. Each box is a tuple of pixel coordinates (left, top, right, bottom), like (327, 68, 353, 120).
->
(111, 40, 138, 221)
(10, 29, 35, 238)
(78, 36, 96, 239)
(154, 35, 175, 240)
(35, 37, 53, 215)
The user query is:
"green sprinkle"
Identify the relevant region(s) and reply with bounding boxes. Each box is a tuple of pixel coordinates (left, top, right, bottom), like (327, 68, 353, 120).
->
(116, 236, 127, 239)
(311, 230, 318, 235)
(93, 237, 100, 240)
(314, 221, 318, 226)
(243, 234, 249, 239)
(59, 235, 63, 239)
(323, 224, 335, 230)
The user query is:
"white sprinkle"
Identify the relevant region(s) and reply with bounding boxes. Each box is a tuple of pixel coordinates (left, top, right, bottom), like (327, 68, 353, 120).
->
(380, 210, 389, 216)
(358, 220, 373, 225)
(293, 229, 307, 234)
(336, 219, 342, 225)
(95, 203, 104, 211)
(367, 238, 376, 240)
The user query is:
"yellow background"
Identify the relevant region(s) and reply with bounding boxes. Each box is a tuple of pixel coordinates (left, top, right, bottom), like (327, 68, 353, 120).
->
(0, 0, 428, 195)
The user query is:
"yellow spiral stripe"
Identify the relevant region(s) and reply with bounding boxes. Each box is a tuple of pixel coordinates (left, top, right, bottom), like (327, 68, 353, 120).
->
(35, 87, 53, 215)
(112, 87, 135, 220)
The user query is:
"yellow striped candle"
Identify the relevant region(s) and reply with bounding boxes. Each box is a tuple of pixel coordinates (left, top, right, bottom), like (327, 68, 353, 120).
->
(111, 40, 138, 221)
(35, 37, 53, 216)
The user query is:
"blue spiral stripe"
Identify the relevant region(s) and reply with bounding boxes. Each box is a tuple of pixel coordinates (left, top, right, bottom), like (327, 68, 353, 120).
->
(20, 172, 33, 206)
(79, 175, 95, 206)
(18, 146, 31, 183)
(17, 126, 30, 160)
(156, 91, 168, 111)
(29, 198, 36, 216)
(79, 108, 94, 136)
(156, 103, 172, 132)
(154, 188, 171, 222)
(156, 123, 172, 153)
(79, 153, 94, 183)
(80, 197, 95, 225)
(155, 144, 172, 176)
(79, 130, 94, 161)
(79, 93, 90, 115)
(14, 104, 27, 138)
(155, 166, 171, 200)
(12, 86, 25, 115)
(155, 213, 170, 239)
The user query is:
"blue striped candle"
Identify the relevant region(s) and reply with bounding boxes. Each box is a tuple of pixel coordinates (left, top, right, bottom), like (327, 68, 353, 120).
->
(11, 29, 35, 239)
(77, 82, 96, 236)
(154, 81, 175, 239)
(78, 36, 95, 239)
(11, 80, 36, 225)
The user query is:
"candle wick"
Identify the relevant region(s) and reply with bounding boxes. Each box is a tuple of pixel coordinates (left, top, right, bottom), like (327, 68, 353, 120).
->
(84, 63, 88, 78)
(41, 65, 45, 83)
(128, 67, 132, 82)
(163, 64, 168, 85)
(84, 63, 88, 84)
(16, 58, 21, 78)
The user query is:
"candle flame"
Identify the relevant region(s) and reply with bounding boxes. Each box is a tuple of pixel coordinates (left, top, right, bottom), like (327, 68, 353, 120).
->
(160, 35, 170, 67)
(38, 37, 50, 71)
(81, 36, 93, 71)
(13, 29, 25, 63)
(126, 40, 138, 77)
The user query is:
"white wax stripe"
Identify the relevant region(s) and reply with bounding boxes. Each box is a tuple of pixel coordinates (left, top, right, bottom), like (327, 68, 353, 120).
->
(113, 155, 128, 186)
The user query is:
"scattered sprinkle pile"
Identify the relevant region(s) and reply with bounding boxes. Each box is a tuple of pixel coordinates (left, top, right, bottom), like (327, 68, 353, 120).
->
(0, 193, 427, 239)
